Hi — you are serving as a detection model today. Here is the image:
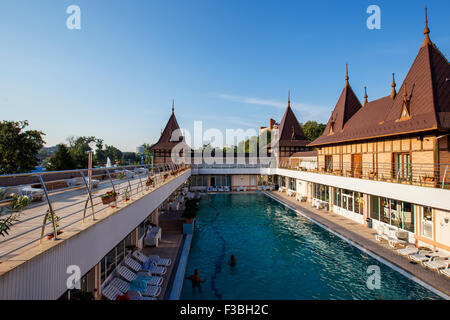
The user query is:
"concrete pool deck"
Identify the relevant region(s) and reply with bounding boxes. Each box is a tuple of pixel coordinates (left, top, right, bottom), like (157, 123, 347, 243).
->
(265, 191, 450, 298)
(142, 210, 185, 300)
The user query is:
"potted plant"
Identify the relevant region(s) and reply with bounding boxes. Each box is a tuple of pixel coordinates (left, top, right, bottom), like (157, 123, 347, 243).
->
(163, 173, 169, 180)
(355, 169, 362, 178)
(182, 199, 199, 234)
(368, 170, 377, 179)
(423, 175, 435, 182)
(46, 213, 62, 239)
(122, 190, 130, 202)
(101, 191, 117, 205)
(145, 177, 154, 187)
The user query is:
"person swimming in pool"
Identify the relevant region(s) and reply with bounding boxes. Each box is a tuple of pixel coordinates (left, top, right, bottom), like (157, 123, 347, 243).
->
(186, 269, 206, 295)
(228, 255, 236, 266)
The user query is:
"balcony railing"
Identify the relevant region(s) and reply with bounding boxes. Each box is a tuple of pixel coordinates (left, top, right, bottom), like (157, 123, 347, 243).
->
(279, 161, 450, 189)
(0, 163, 189, 263)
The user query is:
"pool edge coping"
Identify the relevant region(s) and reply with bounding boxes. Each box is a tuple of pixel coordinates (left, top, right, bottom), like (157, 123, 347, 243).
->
(169, 233, 193, 300)
(263, 191, 450, 300)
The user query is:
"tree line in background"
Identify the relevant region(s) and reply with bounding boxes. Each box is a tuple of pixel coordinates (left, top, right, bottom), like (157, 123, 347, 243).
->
(0, 121, 142, 174)
(0, 120, 326, 174)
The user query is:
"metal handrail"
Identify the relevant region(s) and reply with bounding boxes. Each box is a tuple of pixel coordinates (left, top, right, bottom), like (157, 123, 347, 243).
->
(279, 161, 450, 189)
(0, 163, 188, 261)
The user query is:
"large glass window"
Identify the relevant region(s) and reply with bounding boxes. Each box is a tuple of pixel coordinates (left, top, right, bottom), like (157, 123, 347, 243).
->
(334, 188, 363, 215)
(289, 178, 296, 191)
(402, 202, 414, 232)
(421, 207, 433, 238)
(370, 195, 415, 232)
(314, 184, 329, 202)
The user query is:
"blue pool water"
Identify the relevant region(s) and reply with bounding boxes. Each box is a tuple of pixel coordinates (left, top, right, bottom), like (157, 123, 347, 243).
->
(180, 193, 442, 300)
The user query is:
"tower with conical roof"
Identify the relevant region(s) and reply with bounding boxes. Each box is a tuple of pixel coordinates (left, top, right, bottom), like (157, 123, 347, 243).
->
(267, 92, 311, 160)
(149, 100, 187, 164)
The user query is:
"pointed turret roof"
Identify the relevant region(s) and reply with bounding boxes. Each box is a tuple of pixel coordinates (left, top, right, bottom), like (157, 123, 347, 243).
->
(310, 9, 449, 146)
(268, 93, 309, 148)
(150, 101, 185, 150)
(319, 65, 363, 137)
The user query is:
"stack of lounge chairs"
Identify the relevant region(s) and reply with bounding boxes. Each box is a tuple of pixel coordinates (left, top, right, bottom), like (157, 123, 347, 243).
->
(102, 250, 172, 300)
(144, 226, 162, 247)
(375, 226, 409, 248)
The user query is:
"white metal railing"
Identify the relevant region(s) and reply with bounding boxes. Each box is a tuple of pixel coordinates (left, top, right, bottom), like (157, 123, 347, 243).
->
(0, 163, 189, 261)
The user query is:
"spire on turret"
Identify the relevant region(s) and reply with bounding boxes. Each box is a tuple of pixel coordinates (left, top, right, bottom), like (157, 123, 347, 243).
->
(345, 64, 349, 87)
(171, 99, 174, 114)
(422, 7, 432, 47)
(363, 86, 368, 107)
(390, 73, 397, 99)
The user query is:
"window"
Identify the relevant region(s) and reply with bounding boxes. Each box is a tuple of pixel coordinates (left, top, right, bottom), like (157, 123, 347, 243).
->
(402, 202, 414, 232)
(289, 178, 296, 191)
(314, 184, 329, 202)
(393, 153, 411, 180)
(422, 207, 433, 238)
(335, 189, 363, 215)
(325, 155, 332, 171)
(370, 196, 380, 220)
(370, 195, 415, 232)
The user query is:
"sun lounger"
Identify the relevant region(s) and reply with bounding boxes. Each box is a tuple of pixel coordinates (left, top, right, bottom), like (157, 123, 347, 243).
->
(397, 245, 419, 256)
(127, 290, 157, 300)
(111, 276, 161, 298)
(424, 257, 450, 270)
(147, 255, 171, 267)
(132, 250, 171, 267)
(19, 186, 45, 201)
(388, 230, 409, 248)
(123, 256, 163, 286)
(441, 266, 450, 278)
(131, 252, 167, 275)
(116, 266, 163, 294)
(217, 186, 224, 192)
(409, 250, 438, 263)
(102, 283, 124, 300)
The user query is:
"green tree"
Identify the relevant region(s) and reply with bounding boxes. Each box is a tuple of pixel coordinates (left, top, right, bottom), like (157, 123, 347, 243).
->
(0, 120, 45, 174)
(302, 121, 326, 141)
(94, 139, 107, 165)
(44, 144, 76, 171)
(104, 145, 122, 163)
(122, 152, 139, 164)
(67, 136, 97, 169)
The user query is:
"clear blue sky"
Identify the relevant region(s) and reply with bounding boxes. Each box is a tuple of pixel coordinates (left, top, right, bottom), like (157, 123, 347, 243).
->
(0, 0, 449, 151)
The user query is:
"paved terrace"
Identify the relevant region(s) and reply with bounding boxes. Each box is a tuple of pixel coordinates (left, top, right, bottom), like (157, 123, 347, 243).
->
(265, 191, 450, 298)
(0, 168, 190, 277)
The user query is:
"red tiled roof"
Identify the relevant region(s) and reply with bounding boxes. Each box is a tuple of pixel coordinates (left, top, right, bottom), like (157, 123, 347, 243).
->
(310, 39, 449, 147)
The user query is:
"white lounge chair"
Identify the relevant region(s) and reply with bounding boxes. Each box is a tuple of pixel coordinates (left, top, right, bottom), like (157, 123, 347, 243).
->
(424, 257, 450, 271)
(102, 283, 123, 300)
(123, 256, 163, 286)
(409, 250, 438, 263)
(130, 252, 167, 275)
(217, 186, 224, 192)
(396, 245, 419, 256)
(111, 276, 161, 298)
(127, 290, 157, 301)
(388, 230, 409, 248)
(224, 186, 230, 192)
(441, 266, 450, 278)
(132, 250, 171, 267)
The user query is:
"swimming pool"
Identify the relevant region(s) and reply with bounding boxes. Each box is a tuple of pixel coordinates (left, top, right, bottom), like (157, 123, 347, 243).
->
(180, 193, 443, 300)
